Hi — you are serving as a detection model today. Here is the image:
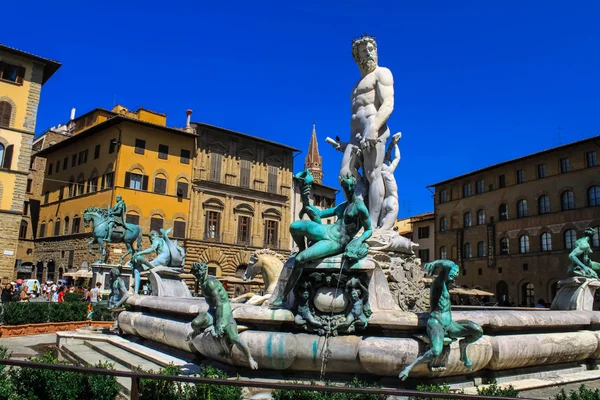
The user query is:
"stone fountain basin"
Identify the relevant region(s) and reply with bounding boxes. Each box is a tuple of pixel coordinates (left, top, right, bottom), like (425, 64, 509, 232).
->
(119, 296, 600, 378)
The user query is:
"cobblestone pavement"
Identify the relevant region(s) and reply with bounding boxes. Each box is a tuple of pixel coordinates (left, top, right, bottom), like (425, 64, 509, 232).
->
(521, 379, 600, 399)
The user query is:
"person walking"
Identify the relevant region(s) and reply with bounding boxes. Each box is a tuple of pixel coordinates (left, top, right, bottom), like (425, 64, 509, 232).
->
(57, 287, 65, 303)
(91, 282, 102, 304)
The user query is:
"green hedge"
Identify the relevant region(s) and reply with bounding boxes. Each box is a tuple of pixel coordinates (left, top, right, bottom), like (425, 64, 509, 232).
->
(1, 302, 88, 325)
(64, 292, 83, 303)
(2, 351, 120, 400)
(272, 377, 380, 400)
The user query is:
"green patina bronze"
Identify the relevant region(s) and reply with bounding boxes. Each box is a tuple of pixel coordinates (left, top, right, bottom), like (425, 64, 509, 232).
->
(271, 170, 373, 307)
(188, 262, 258, 370)
(567, 227, 600, 279)
(399, 260, 483, 380)
(83, 196, 143, 263)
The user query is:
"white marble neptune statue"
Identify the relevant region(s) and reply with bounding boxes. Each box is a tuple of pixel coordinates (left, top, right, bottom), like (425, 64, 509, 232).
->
(339, 35, 396, 230)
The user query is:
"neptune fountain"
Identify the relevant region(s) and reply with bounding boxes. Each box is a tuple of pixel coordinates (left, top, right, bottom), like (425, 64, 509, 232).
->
(81, 36, 600, 391)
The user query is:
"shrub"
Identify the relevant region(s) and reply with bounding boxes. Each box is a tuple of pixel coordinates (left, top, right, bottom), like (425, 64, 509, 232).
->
(477, 381, 519, 397)
(139, 364, 243, 400)
(556, 385, 600, 400)
(1, 302, 88, 325)
(182, 364, 243, 400)
(410, 383, 454, 400)
(48, 302, 87, 322)
(8, 352, 120, 400)
(63, 293, 82, 303)
(272, 377, 380, 400)
(2, 302, 49, 325)
(91, 303, 114, 321)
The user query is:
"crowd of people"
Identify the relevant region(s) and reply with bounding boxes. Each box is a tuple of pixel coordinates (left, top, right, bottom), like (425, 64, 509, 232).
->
(0, 281, 105, 310)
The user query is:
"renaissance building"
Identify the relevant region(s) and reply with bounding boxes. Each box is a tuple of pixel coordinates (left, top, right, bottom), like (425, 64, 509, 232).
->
(430, 135, 600, 306)
(0, 44, 60, 283)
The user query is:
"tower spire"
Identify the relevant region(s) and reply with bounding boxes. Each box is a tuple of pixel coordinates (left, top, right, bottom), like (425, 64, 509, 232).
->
(304, 121, 323, 184)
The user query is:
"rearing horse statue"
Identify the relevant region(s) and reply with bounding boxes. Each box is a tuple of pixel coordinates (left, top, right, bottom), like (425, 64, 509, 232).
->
(83, 207, 142, 263)
(231, 249, 285, 306)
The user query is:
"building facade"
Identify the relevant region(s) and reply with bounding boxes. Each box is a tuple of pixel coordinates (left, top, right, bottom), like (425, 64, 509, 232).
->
(185, 122, 298, 279)
(393, 212, 435, 262)
(32, 106, 195, 283)
(431, 136, 600, 306)
(0, 44, 60, 282)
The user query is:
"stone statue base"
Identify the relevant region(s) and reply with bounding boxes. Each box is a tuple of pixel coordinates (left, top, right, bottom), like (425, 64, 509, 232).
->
(377, 251, 430, 312)
(144, 267, 192, 297)
(551, 277, 600, 311)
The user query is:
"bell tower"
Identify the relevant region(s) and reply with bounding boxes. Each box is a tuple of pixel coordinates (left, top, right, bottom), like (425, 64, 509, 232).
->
(304, 122, 323, 184)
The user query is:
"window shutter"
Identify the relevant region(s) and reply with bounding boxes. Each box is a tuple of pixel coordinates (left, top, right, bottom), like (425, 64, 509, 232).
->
(173, 220, 186, 238)
(2, 145, 13, 169)
(16, 66, 25, 84)
(0, 101, 12, 127)
(177, 182, 188, 198)
(124, 172, 131, 188)
(142, 175, 149, 191)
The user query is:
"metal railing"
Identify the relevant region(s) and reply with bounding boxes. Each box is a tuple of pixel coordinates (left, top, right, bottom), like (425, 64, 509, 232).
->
(0, 358, 530, 400)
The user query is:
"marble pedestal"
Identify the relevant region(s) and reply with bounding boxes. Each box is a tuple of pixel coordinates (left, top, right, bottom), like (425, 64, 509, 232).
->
(143, 267, 192, 297)
(551, 277, 600, 311)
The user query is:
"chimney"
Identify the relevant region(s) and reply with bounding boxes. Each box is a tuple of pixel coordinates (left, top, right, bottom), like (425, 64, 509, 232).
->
(184, 109, 195, 133)
(70, 108, 76, 120)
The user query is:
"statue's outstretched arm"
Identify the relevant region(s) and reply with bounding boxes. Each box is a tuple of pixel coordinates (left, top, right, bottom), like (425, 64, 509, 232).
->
(319, 205, 338, 219)
(569, 246, 588, 269)
(136, 240, 158, 256)
(424, 260, 456, 276)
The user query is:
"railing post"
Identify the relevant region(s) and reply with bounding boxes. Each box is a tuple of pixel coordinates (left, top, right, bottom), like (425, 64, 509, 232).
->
(130, 376, 139, 400)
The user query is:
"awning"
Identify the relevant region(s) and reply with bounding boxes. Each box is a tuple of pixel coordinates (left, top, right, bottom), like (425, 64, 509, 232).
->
(62, 272, 76, 277)
(450, 288, 494, 296)
(74, 270, 93, 278)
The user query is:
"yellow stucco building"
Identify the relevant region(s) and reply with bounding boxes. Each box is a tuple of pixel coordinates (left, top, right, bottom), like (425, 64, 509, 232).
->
(33, 105, 194, 282)
(0, 44, 60, 282)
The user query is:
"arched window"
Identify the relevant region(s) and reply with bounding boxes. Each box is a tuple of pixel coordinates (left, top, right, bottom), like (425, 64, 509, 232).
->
(593, 226, 600, 247)
(19, 220, 27, 239)
(588, 186, 600, 207)
(564, 229, 577, 249)
(0, 144, 4, 166)
(440, 246, 447, 259)
(477, 209, 486, 225)
(500, 237, 509, 255)
(0, 101, 12, 127)
(522, 283, 535, 307)
(153, 173, 167, 195)
(54, 219, 61, 236)
(517, 199, 528, 218)
(126, 212, 140, 225)
(439, 217, 447, 232)
(519, 235, 530, 253)
(64, 216, 70, 235)
(464, 242, 472, 258)
(541, 232, 552, 251)
(538, 195, 550, 214)
(499, 203, 508, 221)
(463, 212, 472, 228)
(561, 191, 575, 210)
(76, 177, 85, 196)
(173, 218, 186, 238)
(477, 241, 486, 257)
(150, 214, 164, 232)
(451, 245, 457, 260)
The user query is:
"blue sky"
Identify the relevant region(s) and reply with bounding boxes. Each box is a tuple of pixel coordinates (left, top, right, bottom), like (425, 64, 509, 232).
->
(3, 1, 600, 217)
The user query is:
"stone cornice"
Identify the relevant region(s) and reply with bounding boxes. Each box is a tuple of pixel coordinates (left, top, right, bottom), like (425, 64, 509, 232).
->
(193, 179, 288, 203)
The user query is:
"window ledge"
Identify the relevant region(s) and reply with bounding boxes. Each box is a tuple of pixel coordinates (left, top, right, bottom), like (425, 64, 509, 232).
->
(0, 78, 22, 86)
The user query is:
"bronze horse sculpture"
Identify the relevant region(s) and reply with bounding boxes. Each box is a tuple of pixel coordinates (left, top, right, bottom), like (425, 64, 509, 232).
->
(83, 207, 142, 263)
